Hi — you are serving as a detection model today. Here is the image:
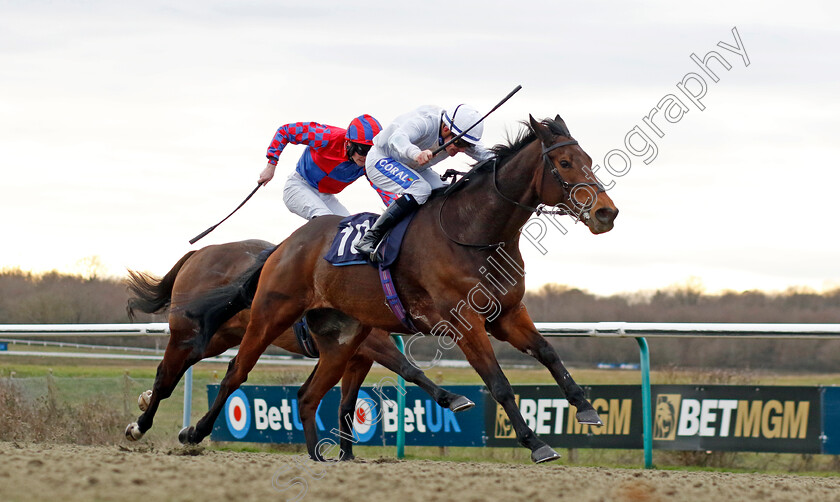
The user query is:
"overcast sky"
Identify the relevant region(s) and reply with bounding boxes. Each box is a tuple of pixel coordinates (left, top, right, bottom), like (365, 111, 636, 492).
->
(2, 1, 838, 296)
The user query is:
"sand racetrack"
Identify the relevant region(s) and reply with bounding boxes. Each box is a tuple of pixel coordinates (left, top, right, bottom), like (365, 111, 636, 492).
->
(2, 442, 839, 502)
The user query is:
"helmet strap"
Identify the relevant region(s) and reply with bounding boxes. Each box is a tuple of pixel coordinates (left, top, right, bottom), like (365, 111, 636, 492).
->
(450, 104, 462, 131)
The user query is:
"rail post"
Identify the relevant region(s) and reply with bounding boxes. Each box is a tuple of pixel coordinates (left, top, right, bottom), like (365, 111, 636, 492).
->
(391, 334, 407, 459)
(635, 337, 653, 468)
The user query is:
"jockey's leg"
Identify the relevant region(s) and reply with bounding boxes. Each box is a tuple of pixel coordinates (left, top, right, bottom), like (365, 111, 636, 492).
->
(283, 172, 336, 220)
(355, 157, 428, 261)
(353, 193, 419, 262)
(417, 166, 446, 190)
(321, 193, 350, 217)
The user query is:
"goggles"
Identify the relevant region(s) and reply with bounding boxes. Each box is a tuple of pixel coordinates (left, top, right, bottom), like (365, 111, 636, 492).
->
(349, 142, 372, 157)
(451, 137, 471, 149)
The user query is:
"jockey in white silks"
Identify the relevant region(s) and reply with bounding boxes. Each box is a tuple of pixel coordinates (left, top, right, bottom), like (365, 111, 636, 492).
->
(354, 104, 493, 261)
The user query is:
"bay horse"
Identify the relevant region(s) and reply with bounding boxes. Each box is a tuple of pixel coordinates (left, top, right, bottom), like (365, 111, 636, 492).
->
(123, 239, 473, 459)
(179, 115, 618, 463)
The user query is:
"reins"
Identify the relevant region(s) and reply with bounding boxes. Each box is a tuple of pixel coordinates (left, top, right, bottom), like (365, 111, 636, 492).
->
(436, 136, 606, 249)
(436, 158, 506, 251)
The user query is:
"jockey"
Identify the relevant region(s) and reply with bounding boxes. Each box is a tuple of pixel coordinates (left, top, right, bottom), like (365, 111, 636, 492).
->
(354, 104, 493, 261)
(258, 115, 383, 220)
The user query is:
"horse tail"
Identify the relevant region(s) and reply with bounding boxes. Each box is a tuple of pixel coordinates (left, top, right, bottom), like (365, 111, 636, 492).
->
(126, 250, 197, 320)
(180, 243, 280, 353)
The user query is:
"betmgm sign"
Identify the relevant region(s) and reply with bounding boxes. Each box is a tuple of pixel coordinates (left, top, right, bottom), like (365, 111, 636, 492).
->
(651, 385, 820, 453)
(487, 385, 822, 453)
(486, 385, 642, 449)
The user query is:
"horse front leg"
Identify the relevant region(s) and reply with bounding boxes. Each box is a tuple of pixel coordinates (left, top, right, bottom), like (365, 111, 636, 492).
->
(337, 353, 374, 461)
(356, 329, 474, 412)
(452, 317, 559, 463)
(489, 304, 602, 425)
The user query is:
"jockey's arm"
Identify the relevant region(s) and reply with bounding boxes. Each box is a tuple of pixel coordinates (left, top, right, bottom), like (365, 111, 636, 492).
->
(258, 162, 276, 185)
(386, 128, 422, 165)
(385, 115, 437, 168)
(262, 121, 331, 184)
(265, 121, 330, 165)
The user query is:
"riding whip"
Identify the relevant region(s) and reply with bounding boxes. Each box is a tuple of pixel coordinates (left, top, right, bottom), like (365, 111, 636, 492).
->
(432, 84, 522, 156)
(188, 182, 263, 244)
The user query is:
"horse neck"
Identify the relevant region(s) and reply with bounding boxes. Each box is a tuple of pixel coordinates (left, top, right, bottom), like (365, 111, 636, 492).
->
(440, 142, 543, 245)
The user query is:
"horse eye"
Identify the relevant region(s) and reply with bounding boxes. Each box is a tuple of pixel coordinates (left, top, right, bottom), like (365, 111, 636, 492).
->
(559, 160, 571, 169)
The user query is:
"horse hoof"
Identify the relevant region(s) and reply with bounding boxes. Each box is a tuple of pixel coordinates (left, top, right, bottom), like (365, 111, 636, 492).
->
(178, 426, 195, 445)
(125, 422, 144, 441)
(138, 390, 153, 412)
(531, 445, 561, 464)
(448, 395, 475, 412)
(576, 409, 603, 426)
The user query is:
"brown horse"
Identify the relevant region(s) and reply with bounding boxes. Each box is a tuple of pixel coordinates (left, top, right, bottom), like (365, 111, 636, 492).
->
(123, 239, 473, 459)
(180, 115, 618, 463)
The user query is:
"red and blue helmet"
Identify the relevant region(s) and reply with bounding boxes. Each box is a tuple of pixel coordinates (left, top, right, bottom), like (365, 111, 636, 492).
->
(345, 114, 382, 146)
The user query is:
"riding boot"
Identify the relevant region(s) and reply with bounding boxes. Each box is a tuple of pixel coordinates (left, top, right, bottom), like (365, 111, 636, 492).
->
(354, 194, 420, 262)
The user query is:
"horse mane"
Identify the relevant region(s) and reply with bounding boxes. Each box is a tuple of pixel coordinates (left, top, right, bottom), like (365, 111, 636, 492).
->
(429, 116, 570, 200)
(491, 117, 571, 164)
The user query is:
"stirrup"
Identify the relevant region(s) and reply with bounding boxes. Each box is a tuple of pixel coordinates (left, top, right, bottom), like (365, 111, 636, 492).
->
(369, 238, 387, 263)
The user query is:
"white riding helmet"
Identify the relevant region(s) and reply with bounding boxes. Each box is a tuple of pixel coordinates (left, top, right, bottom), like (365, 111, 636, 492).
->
(442, 104, 483, 145)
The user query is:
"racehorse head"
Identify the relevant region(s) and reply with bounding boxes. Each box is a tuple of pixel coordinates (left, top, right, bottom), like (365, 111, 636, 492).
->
(528, 115, 618, 234)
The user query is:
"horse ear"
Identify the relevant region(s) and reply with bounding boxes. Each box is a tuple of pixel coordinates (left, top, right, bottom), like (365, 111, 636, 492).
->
(554, 114, 571, 136)
(529, 114, 552, 144)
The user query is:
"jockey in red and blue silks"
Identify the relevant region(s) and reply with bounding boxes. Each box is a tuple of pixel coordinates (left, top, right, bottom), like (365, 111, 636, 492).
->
(258, 115, 382, 220)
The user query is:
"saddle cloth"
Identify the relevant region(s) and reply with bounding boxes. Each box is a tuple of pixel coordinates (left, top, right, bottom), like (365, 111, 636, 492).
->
(323, 211, 416, 268)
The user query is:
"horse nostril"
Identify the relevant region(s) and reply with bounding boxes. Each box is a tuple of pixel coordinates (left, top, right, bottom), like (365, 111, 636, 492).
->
(595, 207, 618, 224)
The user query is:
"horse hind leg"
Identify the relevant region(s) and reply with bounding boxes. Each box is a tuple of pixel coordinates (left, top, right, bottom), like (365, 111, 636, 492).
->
(336, 353, 374, 461)
(126, 344, 198, 440)
(297, 309, 371, 461)
(126, 323, 237, 441)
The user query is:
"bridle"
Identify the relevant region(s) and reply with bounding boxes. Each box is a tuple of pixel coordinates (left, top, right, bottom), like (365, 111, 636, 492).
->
(538, 139, 606, 216)
(437, 136, 606, 250)
(492, 138, 605, 216)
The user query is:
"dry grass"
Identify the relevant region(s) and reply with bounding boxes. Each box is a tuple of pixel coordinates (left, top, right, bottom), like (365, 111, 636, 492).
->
(0, 373, 125, 445)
